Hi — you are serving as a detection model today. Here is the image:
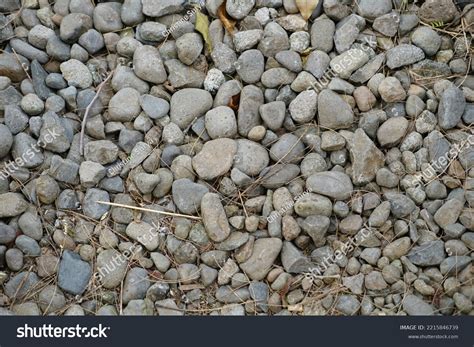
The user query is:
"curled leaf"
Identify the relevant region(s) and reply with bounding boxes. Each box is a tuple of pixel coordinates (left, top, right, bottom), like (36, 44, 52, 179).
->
(195, 9, 212, 52)
(228, 93, 241, 111)
(217, 2, 236, 35)
(296, 0, 320, 20)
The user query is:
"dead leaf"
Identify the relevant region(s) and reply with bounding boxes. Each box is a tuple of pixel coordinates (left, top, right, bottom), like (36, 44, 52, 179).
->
(296, 0, 320, 20)
(217, 2, 236, 35)
(195, 9, 212, 52)
(228, 93, 240, 111)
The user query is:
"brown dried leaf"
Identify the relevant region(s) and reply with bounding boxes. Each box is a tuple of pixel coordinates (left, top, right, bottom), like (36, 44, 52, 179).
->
(217, 1, 236, 35)
(296, 0, 320, 20)
(228, 93, 241, 111)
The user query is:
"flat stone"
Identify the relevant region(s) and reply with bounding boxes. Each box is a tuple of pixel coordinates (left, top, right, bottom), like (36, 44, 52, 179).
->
(386, 44, 425, 69)
(0, 193, 29, 218)
(192, 138, 237, 180)
(58, 250, 92, 295)
(306, 171, 353, 200)
(407, 240, 446, 266)
(240, 238, 282, 280)
(403, 294, 434, 315)
(96, 249, 128, 288)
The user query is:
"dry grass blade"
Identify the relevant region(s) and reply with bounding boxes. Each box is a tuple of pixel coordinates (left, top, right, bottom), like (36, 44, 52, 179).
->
(95, 201, 202, 220)
(79, 70, 114, 156)
(217, 1, 236, 35)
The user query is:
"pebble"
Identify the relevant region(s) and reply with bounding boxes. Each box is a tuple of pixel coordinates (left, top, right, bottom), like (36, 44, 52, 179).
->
(411, 26, 441, 56)
(407, 240, 446, 266)
(377, 117, 409, 147)
(438, 85, 466, 130)
(0, 0, 470, 317)
(403, 294, 434, 315)
(386, 44, 425, 69)
(172, 178, 209, 214)
(306, 171, 353, 201)
(192, 138, 237, 180)
(97, 249, 128, 288)
(240, 238, 282, 280)
(201, 193, 231, 242)
(133, 45, 167, 84)
(357, 0, 392, 19)
(58, 250, 92, 295)
(60, 59, 93, 89)
(318, 90, 354, 129)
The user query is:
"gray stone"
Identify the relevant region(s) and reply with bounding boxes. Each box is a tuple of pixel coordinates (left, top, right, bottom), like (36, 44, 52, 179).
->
(411, 26, 441, 56)
(356, 0, 392, 19)
(97, 249, 128, 288)
(205, 106, 238, 139)
(172, 178, 209, 214)
(226, 0, 255, 20)
(10, 38, 49, 64)
(122, 267, 150, 304)
(403, 294, 434, 315)
(60, 59, 92, 89)
(260, 164, 300, 189)
(0, 222, 16, 244)
(201, 193, 231, 242)
(6, 248, 23, 271)
(108, 87, 141, 122)
(49, 155, 79, 184)
(330, 49, 369, 79)
(270, 133, 305, 164)
(234, 139, 269, 176)
(240, 238, 282, 280)
(93, 2, 123, 33)
(258, 22, 289, 57)
(236, 49, 265, 84)
(82, 188, 110, 220)
(0, 124, 13, 157)
(142, 0, 185, 17)
(133, 45, 167, 84)
(386, 44, 425, 69)
(170, 88, 213, 129)
(0, 193, 29, 218)
(318, 90, 354, 129)
(58, 250, 92, 295)
(350, 128, 384, 185)
(0, 86, 22, 111)
(4, 272, 40, 299)
(121, 0, 144, 26)
(438, 85, 466, 130)
(192, 138, 237, 180)
(335, 294, 360, 315)
(407, 240, 446, 266)
(78, 29, 104, 54)
(15, 235, 40, 256)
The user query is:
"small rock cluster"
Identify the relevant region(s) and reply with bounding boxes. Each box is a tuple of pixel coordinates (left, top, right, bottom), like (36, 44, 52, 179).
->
(0, 0, 473, 316)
